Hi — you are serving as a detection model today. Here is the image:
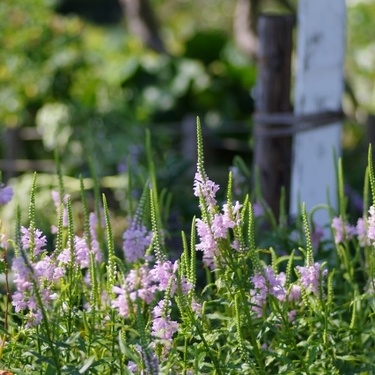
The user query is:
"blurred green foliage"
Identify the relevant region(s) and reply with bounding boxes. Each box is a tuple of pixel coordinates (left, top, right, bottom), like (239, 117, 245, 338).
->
(346, 0, 375, 114)
(0, 0, 256, 183)
(1, 0, 374, 226)
(0, 0, 82, 127)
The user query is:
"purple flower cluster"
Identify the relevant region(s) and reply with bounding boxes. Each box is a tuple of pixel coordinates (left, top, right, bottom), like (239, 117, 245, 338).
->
(150, 260, 192, 296)
(12, 220, 103, 327)
(112, 265, 157, 318)
(250, 266, 287, 317)
(112, 261, 192, 319)
(331, 212, 374, 247)
(122, 218, 153, 263)
(356, 217, 370, 246)
(88, 212, 102, 263)
(195, 219, 218, 269)
(195, 201, 242, 268)
(296, 262, 328, 295)
(12, 227, 65, 327)
(151, 300, 178, 341)
(0, 185, 13, 206)
(57, 235, 91, 269)
(193, 169, 244, 268)
(20, 226, 47, 256)
(331, 216, 358, 244)
(193, 171, 219, 211)
(249, 264, 328, 321)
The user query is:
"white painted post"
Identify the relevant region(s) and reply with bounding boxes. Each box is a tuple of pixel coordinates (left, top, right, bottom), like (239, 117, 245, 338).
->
(290, 0, 346, 226)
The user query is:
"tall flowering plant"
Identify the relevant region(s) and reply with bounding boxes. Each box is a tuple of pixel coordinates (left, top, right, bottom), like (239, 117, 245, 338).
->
(1, 123, 375, 374)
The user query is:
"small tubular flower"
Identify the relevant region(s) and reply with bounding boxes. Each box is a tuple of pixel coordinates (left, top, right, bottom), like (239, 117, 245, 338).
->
(123, 222, 152, 263)
(112, 265, 157, 318)
(250, 266, 286, 317)
(20, 227, 47, 255)
(296, 262, 328, 295)
(193, 171, 219, 211)
(151, 300, 178, 342)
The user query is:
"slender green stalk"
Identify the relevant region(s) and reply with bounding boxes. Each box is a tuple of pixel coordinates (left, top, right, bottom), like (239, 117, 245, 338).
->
(234, 294, 255, 372)
(363, 166, 370, 217)
(102, 194, 115, 298)
(248, 202, 261, 272)
(54, 149, 65, 202)
(279, 186, 287, 229)
(285, 249, 295, 287)
(302, 203, 314, 266)
(146, 129, 165, 252)
(189, 217, 197, 288)
(150, 188, 166, 263)
(183, 335, 188, 375)
(180, 230, 189, 277)
(368, 145, 375, 206)
(102, 194, 117, 373)
(28, 173, 37, 262)
(14, 205, 22, 258)
(337, 158, 346, 219)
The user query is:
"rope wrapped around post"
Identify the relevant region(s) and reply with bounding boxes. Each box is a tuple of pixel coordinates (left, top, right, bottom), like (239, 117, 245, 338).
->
(254, 110, 345, 137)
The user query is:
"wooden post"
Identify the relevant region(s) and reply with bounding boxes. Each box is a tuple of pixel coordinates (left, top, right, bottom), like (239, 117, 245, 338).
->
(290, 0, 346, 225)
(253, 15, 294, 219)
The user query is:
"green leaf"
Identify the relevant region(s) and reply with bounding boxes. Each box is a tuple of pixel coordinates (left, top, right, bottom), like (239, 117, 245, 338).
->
(307, 345, 318, 367)
(336, 355, 361, 362)
(24, 351, 54, 366)
(79, 355, 95, 373)
(45, 364, 57, 375)
(118, 332, 139, 362)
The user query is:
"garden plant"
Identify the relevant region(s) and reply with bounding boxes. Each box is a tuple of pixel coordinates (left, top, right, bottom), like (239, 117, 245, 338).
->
(1, 119, 375, 374)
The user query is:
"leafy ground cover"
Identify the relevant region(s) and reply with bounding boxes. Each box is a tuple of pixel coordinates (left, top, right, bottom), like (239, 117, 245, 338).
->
(0, 121, 375, 374)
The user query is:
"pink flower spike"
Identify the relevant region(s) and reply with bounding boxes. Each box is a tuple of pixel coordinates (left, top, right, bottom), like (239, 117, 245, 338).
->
(288, 284, 301, 302)
(21, 227, 47, 255)
(332, 216, 356, 244)
(151, 300, 178, 341)
(296, 262, 328, 295)
(193, 171, 219, 210)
